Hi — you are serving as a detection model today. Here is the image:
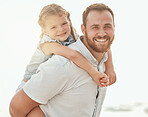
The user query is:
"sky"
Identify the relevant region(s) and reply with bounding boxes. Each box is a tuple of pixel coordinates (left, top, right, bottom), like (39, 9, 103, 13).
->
(0, 0, 148, 116)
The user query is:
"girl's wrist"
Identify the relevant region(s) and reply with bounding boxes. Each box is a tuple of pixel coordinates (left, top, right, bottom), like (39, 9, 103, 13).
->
(89, 68, 100, 78)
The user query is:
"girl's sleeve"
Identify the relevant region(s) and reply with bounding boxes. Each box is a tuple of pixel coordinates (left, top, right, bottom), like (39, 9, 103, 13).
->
(23, 48, 50, 81)
(23, 35, 59, 81)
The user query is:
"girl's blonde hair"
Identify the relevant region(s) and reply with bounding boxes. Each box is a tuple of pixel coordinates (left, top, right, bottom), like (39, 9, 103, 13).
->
(38, 3, 77, 41)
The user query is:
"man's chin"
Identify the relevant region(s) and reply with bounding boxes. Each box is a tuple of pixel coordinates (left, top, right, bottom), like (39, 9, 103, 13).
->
(93, 46, 110, 53)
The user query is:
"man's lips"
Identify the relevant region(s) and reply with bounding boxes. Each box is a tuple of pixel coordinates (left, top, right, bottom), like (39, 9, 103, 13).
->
(94, 38, 108, 42)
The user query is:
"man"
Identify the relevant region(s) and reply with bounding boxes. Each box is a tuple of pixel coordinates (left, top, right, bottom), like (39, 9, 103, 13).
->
(9, 3, 115, 117)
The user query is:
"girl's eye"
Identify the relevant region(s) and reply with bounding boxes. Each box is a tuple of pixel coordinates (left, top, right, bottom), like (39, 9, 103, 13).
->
(51, 27, 55, 29)
(62, 22, 67, 25)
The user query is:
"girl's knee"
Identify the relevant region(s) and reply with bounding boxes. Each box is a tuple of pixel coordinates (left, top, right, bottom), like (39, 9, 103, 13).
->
(27, 106, 45, 117)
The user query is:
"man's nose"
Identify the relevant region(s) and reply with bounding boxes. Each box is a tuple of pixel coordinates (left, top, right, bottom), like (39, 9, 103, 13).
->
(97, 28, 106, 37)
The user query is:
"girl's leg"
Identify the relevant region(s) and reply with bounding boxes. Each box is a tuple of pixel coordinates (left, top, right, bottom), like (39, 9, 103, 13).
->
(27, 106, 45, 117)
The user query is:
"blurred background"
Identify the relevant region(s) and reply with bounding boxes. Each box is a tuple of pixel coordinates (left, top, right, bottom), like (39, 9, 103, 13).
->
(0, 0, 148, 116)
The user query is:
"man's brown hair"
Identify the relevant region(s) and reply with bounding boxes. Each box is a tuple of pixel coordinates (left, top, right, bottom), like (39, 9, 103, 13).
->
(82, 3, 114, 27)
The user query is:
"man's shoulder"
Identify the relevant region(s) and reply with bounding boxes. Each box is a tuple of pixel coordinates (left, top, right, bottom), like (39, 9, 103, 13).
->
(50, 41, 80, 66)
(38, 40, 80, 71)
(50, 55, 71, 66)
(39, 55, 71, 70)
(36, 55, 70, 78)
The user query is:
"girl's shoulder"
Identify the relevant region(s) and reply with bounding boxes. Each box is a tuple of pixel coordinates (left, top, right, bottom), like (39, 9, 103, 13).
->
(39, 34, 79, 46)
(40, 35, 60, 45)
(60, 34, 78, 46)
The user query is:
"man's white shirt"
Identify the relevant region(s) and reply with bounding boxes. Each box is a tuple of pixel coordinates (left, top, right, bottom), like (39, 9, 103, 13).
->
(23, 37, 108, 117)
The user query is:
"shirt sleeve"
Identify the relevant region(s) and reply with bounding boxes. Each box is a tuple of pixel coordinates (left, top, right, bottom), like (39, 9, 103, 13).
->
(23, 48, 50, 81)
(23, 34, 63, 81)
(23, 60, 68, 104)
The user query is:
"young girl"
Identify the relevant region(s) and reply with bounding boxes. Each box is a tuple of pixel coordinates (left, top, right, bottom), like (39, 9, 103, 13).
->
(17, 4, 116, 117)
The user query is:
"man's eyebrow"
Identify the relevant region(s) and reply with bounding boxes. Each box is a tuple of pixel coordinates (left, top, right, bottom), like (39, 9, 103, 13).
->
(90, 24, 99, 27)
(105, 23, 112, 26)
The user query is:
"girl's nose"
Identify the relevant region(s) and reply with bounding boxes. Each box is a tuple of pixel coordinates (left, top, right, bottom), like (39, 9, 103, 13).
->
(58, 26, 64, 32)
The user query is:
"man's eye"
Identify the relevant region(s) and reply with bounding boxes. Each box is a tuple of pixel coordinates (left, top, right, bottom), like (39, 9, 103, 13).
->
(92, 27, 98, 29)
(104, 26, 111, 29)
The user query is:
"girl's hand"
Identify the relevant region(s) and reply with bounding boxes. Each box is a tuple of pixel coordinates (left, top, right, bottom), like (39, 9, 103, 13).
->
(92, 72, 109, 87)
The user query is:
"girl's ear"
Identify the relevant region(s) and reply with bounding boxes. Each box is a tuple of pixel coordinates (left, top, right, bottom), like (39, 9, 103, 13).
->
(81, 24, 85, 35)
(41, 28, 45, 33)
(42, 28, 46, 35)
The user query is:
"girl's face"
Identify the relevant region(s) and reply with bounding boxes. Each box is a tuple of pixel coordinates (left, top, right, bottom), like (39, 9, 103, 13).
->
(43, 14, 71, 41)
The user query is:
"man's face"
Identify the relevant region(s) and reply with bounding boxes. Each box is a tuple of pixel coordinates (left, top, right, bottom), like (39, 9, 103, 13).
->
(82, 10, 115, 53)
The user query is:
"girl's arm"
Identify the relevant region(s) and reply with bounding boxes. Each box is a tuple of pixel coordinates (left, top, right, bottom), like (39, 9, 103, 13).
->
(40, 42, 109, 87)
(105, 49, 116, 85)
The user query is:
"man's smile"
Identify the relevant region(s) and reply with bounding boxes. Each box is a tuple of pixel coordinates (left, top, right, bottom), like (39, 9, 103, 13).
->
(94, 38, 108, 43)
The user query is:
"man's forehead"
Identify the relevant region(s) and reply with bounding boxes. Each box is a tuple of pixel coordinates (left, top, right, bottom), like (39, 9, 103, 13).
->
(86, 10, 113, 25)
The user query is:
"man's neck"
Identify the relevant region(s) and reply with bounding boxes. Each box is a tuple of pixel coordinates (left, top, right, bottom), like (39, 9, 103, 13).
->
(92, 52, 105, 63)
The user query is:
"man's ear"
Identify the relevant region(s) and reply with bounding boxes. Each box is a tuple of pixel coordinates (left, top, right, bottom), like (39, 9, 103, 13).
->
(81, 24, 85, 35)
(113, 24, 115, 32)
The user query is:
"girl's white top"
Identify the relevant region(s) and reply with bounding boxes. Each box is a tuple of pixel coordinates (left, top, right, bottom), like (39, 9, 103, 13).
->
(24, 34, 75, 81)
(16, 34, 75, 92)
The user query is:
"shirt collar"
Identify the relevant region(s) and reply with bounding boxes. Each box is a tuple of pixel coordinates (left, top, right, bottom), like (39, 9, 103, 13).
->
(42, 34, 75, 46)
(74, 36, 108, 67)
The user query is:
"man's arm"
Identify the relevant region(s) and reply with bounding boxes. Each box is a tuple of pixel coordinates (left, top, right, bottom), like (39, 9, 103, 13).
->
(105, 49, 116, 85)
(9, 89, 40, 117)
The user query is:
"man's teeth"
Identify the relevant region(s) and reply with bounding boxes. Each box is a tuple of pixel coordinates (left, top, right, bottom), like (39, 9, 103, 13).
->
(95, 39, 107, 42)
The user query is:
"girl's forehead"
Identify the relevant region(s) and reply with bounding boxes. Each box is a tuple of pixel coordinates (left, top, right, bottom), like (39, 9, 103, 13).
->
(45, 14, 67, 20)
(44, 14, 69, 26)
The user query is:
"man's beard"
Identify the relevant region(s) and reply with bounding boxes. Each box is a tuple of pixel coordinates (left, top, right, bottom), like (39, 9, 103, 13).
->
(85, 31, 114, 53)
